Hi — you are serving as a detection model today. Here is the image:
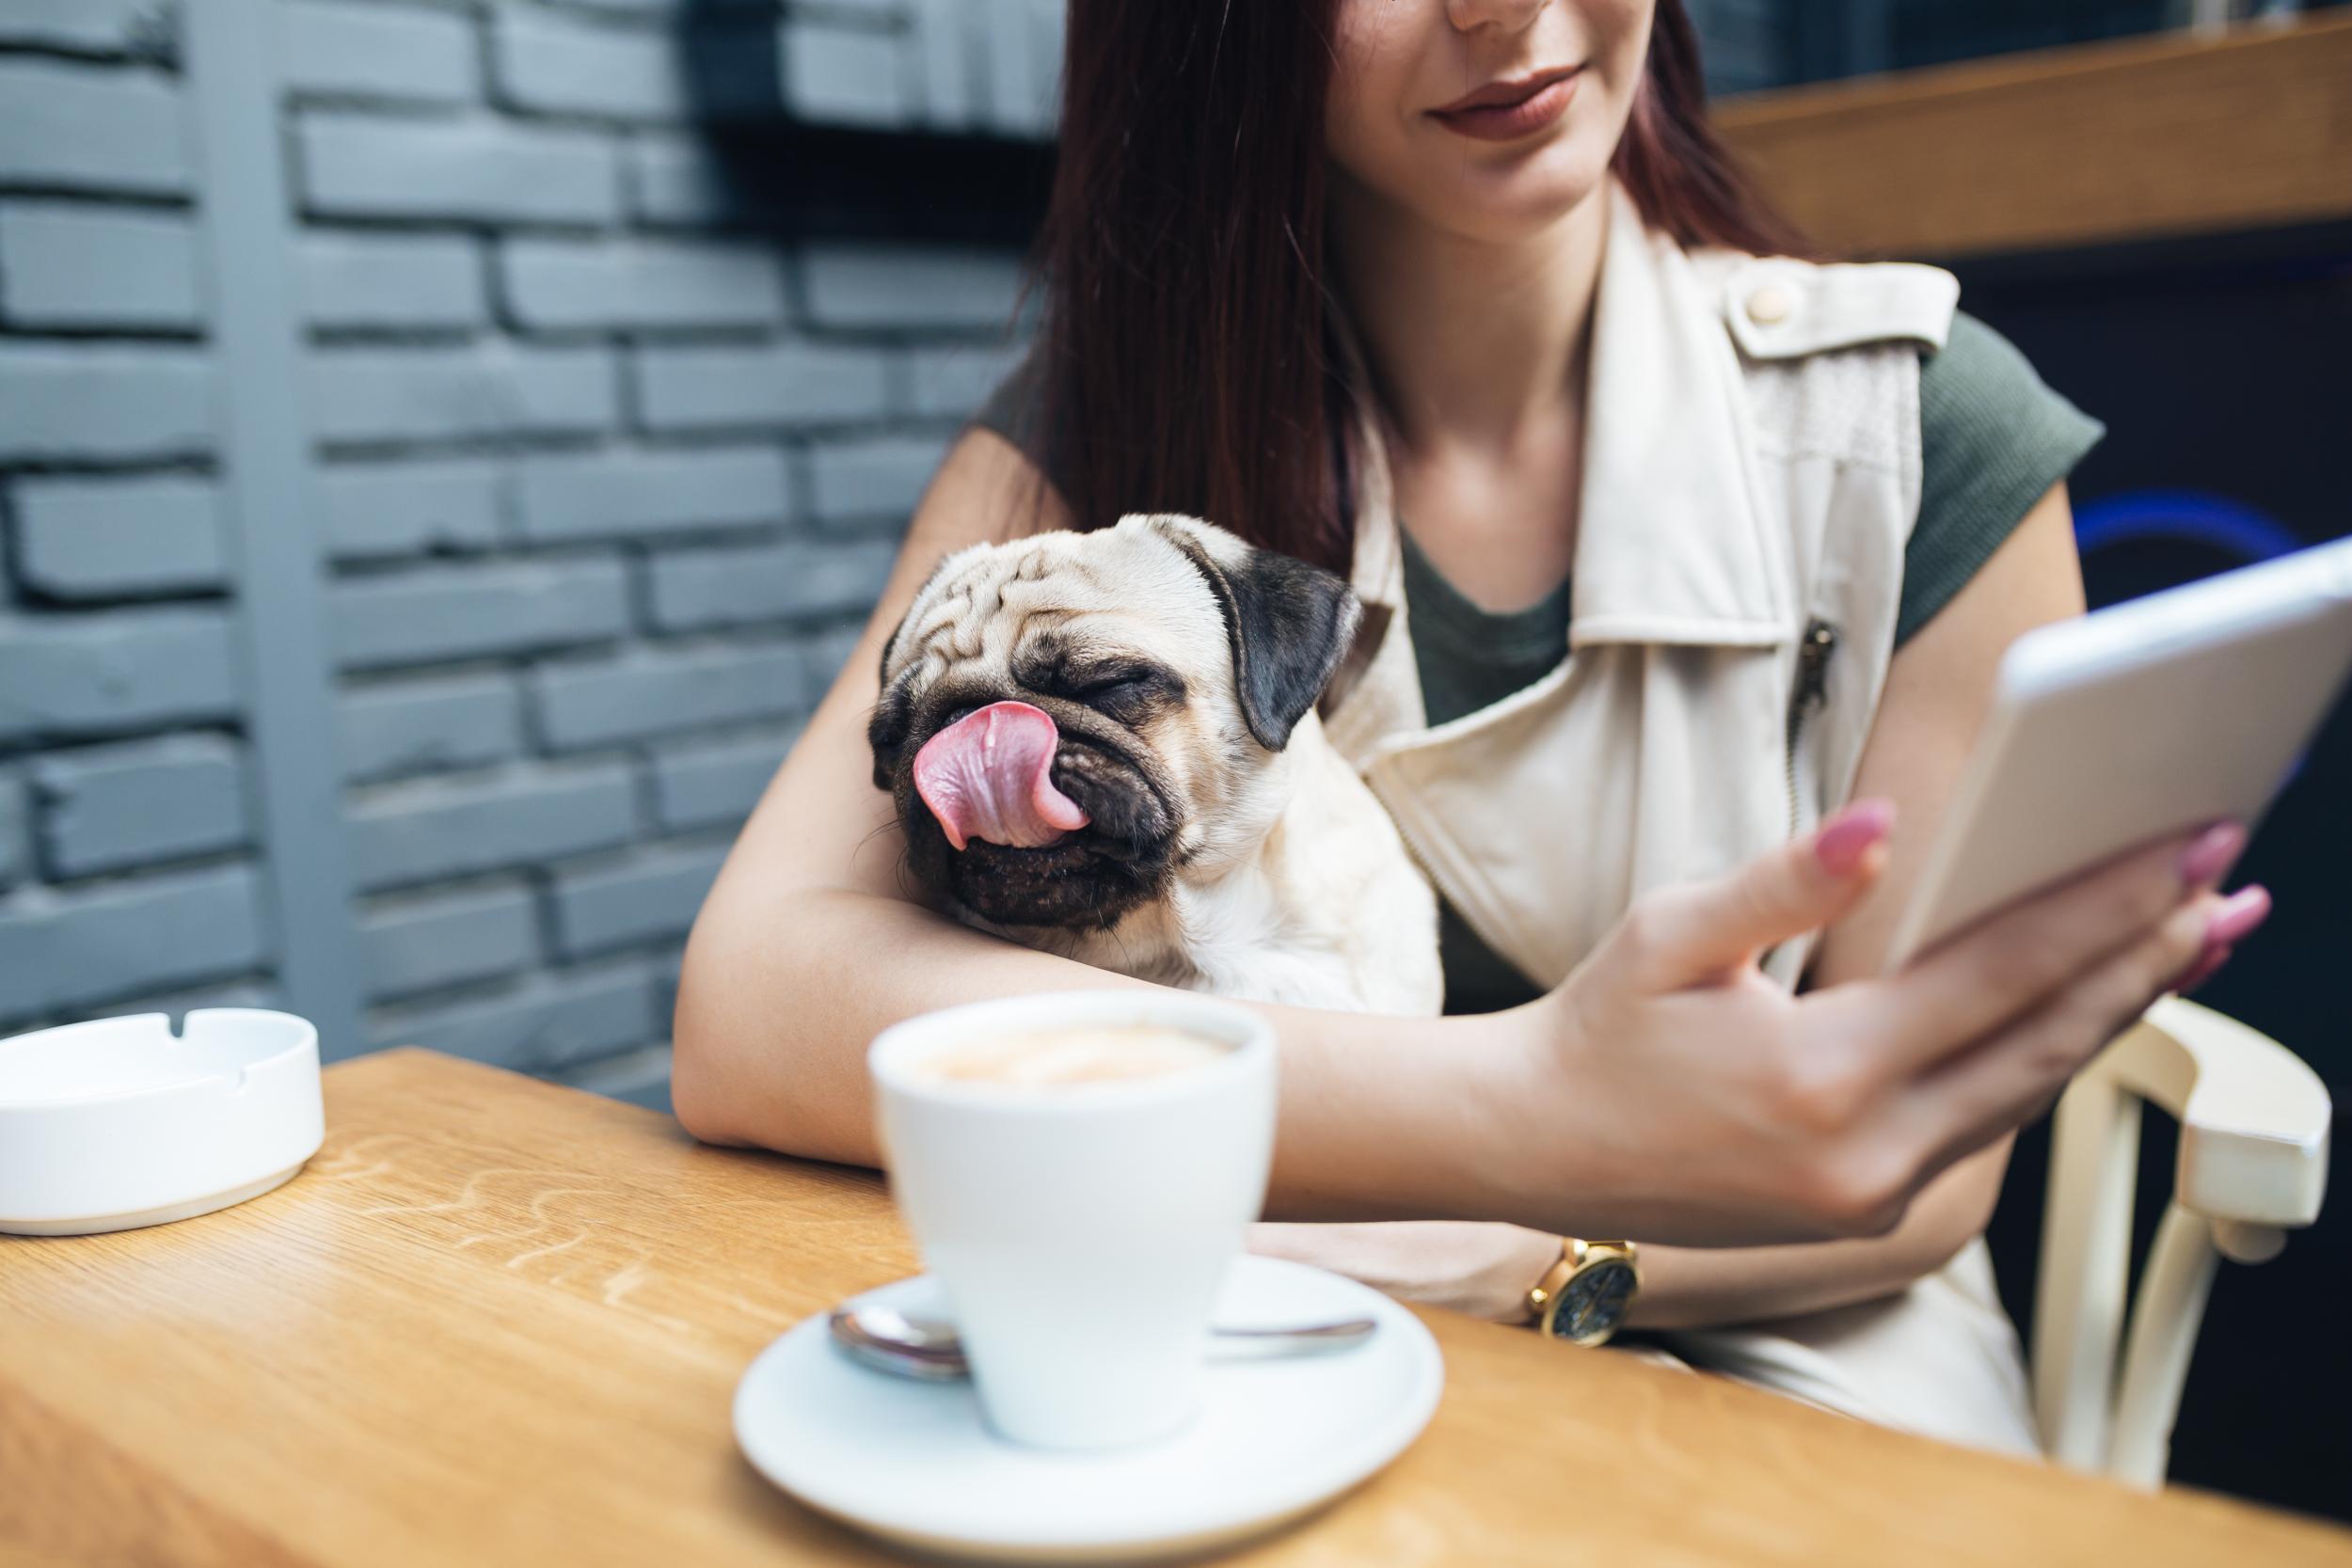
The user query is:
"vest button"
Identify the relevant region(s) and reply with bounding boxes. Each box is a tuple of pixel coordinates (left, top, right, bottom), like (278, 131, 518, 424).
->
(1745, 285, 1793, 326)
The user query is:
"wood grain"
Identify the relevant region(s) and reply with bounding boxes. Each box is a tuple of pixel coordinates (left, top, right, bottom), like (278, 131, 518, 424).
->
(2, 1049, 2346, 1567)
(1714, 15, 2352, 260)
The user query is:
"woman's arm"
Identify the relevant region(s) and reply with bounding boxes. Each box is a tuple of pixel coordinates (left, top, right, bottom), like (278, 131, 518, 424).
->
(1258, 486, 2086, 1324)
(674, 441, 2227, 1248)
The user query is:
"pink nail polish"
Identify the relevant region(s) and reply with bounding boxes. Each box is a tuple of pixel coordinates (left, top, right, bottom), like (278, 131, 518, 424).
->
(1815, 799, 1895, 877)
(2205, 885, 2272, 947)
(2178, 822, 2247, 886)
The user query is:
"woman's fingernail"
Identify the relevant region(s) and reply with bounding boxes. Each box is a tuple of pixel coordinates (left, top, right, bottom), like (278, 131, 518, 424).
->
(1815, 798, 1896, 877)
(2205, 884, 2273, 947)
(2178, 822, 2246, 886)
(2171, 943, 2233, 994)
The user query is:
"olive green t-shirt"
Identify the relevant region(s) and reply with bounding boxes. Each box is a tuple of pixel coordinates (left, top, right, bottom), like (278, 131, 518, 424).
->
(972, 311, 2105, 1013)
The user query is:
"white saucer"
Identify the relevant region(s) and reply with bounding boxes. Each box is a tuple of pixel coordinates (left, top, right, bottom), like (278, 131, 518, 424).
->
(734, 1255, 1443, 1561)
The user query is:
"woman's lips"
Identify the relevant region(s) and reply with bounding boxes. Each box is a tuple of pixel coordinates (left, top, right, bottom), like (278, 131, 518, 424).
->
(1428, 67, 1581, 143)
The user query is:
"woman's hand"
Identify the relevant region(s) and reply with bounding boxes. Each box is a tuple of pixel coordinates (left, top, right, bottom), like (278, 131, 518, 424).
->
(1484, 800, 2261, 1248)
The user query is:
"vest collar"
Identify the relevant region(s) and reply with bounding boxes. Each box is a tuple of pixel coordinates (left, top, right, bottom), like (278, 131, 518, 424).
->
(1335, 181, 1792, 655)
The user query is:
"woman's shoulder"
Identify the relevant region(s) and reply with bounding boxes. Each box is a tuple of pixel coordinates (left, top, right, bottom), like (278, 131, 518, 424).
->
(1688, 246, 1959, 364)
(1898, 311, 2106, 646)
(1918, 311, 2092, 434)
(1915, 310, 2105, 522)
(972, 340, 1048, 455)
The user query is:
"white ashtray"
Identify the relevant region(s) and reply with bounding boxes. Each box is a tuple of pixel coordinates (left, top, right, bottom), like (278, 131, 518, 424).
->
(0, 1009, 324, 1237)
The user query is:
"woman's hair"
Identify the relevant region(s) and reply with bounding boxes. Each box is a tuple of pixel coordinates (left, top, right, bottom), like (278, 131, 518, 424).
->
(1029, 0, 1809, 572)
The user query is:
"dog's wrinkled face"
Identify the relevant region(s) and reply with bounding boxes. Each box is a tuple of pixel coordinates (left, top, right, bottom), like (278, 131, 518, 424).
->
(869, 515, 1359, 933)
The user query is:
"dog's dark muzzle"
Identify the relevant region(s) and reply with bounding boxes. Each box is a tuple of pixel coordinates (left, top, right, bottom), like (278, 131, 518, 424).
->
(893, 731, 1180, 932)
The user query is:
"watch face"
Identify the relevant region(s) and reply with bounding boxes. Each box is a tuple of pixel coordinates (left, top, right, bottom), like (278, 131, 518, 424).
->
(1548, 1259, 1637, 1343)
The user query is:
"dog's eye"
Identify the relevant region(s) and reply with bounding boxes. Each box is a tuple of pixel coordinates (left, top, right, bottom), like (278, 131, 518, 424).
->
(1077, 672, 1152, 701)
(1063, 667, 1184, 719)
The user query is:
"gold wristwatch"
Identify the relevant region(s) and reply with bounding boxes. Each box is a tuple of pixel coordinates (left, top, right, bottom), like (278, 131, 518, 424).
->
(1525, 1238, 1641, 1347)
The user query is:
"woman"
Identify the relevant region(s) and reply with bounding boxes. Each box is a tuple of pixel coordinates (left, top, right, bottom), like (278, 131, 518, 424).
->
(675, 1, 2267, 1451)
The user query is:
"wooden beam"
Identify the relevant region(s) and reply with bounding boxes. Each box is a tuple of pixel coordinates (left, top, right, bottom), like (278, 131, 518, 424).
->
(1714, 16, 2352, 261)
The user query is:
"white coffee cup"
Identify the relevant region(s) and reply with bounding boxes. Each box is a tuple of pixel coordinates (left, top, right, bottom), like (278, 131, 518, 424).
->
(868, 990, 1277, 1450)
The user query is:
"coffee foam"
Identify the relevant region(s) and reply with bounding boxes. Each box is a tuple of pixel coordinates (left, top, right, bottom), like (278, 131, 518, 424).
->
(914, 1024, 1230, 1087)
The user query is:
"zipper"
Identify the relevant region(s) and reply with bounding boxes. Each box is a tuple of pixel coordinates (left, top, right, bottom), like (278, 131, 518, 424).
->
(1785, 618, 1837, 838)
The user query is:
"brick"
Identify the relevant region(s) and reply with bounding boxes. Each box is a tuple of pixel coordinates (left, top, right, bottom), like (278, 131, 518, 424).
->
(318, 458, 507, 561)
(300, 232, 486, 331)
(633, 341, 889, 432)
(783, 21, 911, 129)
(0, 610, 238, 741)
(11, 474, 228, 599)
(0, 0, 169, 54)
(497, 237, 783, 332)
(803, 621, 866, 690)
(358, 879, 538, 1001)
(30, 734, 251, 879)
(626, 134, 739, 228)
(281, 1, 479, 104)
(649, 734, 790, 832)
(552, 1044, 673, 1112)
(0, 344, 213, 463)
(986, 0, 1062, 137)
(0, 58, 187, 197)
(532, 643, 808, 750)
(0, 775, 24, 891)
(801, 243, 1022, 330)
(515, 448, 787, 542)
(808, 433, 944, 524)
(297, 114, 620, 227)
(347, 763, 638, 891)
(85, 976, 282, 1029)
(370, 963, 658, 1072)
(492, 10, 689, 120)
(550, 842, 727, 958)
(307, 344, 617, 445)
(337, 674, 524, 784)
(331, 558, 631, 672)
(905, 339, 1026, 420)
(648, 538, 894, 631)
(0, 202, 201, 329)
(912, 0, 976, 129)
(0, 865, 265, 1021)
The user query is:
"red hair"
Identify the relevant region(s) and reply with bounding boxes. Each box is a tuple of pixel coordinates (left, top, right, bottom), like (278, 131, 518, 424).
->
(1031, 1, 1811, 572)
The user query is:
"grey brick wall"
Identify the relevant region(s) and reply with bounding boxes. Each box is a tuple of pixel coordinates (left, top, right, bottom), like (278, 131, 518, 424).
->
(0, 0, 1037, 1115)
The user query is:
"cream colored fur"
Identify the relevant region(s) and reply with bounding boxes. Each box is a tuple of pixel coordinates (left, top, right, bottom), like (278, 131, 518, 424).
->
(879, 515, 1441, 1017)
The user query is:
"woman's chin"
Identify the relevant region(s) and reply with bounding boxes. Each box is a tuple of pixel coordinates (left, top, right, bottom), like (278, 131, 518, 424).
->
(1414, 153, 1615, 246)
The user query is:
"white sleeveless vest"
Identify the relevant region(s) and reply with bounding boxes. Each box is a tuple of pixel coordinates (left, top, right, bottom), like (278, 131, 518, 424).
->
(1324, 182, 2042, 1456)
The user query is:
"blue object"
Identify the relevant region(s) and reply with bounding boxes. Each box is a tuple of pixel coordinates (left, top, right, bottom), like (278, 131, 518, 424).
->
(2074, 488, 2300, 566)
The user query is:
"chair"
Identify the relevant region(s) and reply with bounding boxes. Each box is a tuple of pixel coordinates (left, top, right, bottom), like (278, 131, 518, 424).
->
(2031, 996, 2331, 1487)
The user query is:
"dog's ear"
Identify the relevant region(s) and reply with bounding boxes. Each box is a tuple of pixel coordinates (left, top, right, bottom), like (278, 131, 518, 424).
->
(1143, 515, 1361, 752)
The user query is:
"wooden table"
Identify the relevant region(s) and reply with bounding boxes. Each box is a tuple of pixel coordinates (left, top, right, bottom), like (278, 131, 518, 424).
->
(4, 1050, 2345, 1567)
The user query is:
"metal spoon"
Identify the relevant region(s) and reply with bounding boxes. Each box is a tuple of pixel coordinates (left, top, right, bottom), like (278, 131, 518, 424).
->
(828, 1301, 1379, 1382)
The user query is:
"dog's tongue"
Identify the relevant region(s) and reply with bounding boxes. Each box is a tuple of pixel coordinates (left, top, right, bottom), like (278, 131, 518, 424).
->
(912, 701, 1090, 852)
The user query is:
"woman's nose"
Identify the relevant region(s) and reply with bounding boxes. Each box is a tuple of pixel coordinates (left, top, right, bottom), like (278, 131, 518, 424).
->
(1446, 0, 1547, 34)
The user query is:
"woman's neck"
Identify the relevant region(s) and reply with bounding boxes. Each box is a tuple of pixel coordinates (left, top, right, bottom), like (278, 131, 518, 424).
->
(1327, 179, 1609, 458)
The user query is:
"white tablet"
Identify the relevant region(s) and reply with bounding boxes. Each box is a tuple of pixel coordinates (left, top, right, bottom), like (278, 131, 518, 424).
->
(1882, 534, 2352, 972)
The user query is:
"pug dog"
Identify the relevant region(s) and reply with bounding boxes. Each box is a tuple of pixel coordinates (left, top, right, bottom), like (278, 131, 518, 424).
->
(867, 514, 1440, 1016)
